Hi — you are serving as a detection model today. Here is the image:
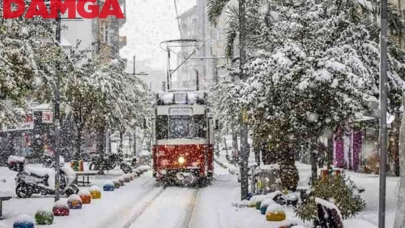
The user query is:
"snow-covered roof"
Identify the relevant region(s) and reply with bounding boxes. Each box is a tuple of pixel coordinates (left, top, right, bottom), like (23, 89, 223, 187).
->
(156, 91, 208, 105)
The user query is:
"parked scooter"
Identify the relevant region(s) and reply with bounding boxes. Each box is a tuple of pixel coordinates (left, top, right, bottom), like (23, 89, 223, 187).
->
(8, 155, 79, 198)
(88, 153, 123, 171)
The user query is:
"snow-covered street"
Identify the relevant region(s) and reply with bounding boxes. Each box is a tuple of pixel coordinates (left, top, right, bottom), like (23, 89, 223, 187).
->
(0, 154, 399, 228)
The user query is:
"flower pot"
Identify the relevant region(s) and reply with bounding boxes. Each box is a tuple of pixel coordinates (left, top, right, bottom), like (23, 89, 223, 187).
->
(35, 210, 54, 225)
(266, 211, 286, 221)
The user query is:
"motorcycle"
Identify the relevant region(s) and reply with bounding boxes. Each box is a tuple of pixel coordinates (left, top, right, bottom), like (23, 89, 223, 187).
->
(120, 157, 138, 174)
(8, 155, 79, 198)
(88, 153, 123, 171)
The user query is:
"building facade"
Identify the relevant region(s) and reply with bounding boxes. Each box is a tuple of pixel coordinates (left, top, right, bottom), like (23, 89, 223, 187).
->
(61, 0, 127, 63)
(177, 6, 198, 89)
(175, 0, 232, 90)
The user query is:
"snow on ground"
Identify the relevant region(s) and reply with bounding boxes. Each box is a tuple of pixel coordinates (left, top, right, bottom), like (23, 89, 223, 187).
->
(214, 135, 395, 228)
(0, 163, 156, 228)
(191, 163, 305, 228)
(128, 187, 197, 228)
(0, 142, 399, 228)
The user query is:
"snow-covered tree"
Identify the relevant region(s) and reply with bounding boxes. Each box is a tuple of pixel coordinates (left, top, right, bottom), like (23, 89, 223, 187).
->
(210, 0, 405, 190)
(0, 0, 71, 125)
(62, 45, 151, 158)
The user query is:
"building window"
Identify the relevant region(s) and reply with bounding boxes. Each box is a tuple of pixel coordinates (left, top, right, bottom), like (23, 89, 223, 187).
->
(100, 23, 109, 44)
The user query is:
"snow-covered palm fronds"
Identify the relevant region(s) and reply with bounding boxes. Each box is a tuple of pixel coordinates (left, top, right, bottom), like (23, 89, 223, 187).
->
(212, 0, 405, 144)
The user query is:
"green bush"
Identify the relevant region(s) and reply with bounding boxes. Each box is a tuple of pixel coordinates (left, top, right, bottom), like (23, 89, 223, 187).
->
(295, 173, 365, 222)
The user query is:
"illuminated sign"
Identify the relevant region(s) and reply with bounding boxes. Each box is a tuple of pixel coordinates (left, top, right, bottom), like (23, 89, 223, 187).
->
(169, 107, 192, 116)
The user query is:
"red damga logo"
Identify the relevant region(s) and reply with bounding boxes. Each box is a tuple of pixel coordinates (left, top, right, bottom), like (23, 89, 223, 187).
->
(3, 0, 125, 19)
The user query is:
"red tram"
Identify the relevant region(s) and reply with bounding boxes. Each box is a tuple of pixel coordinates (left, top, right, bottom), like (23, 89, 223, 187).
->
(152, 90, 216, 186)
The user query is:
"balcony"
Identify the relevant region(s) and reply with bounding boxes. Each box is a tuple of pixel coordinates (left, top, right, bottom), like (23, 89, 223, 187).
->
(118, 0, 126, 28)
(121, 58, 128, 70)
(119, 36, 127, 49)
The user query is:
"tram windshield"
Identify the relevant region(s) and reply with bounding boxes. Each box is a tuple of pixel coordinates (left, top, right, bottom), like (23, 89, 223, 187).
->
(156, 115, 206, 140)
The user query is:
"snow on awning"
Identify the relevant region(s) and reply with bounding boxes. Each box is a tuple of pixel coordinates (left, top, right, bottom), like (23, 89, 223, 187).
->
(60, 36, 72, 48)
(352, 113, 394, 124)
(30, 103, 51, 111)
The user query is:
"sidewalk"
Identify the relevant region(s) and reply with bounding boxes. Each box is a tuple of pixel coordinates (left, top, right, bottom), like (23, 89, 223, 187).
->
(0, 164, 155, 228)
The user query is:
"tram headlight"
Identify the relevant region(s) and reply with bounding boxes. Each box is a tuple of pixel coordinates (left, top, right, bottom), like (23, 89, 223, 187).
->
(178, 156, 186, 164)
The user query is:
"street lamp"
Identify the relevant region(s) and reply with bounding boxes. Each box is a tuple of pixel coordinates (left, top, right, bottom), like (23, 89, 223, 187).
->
(379, 0, 388, 226)
(54, 10, 62, 202)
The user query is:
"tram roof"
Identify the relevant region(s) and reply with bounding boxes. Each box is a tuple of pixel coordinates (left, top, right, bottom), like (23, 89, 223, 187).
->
(156, 91, 208, 105)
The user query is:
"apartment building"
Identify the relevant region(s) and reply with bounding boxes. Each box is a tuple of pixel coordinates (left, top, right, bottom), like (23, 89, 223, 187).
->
(61, 0, 127, 64)
(176, 0, 232, 90)
(177, 6, 199, 89)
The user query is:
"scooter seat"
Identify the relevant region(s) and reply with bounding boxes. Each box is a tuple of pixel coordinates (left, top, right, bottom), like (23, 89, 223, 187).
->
(29, 171, 49, 178)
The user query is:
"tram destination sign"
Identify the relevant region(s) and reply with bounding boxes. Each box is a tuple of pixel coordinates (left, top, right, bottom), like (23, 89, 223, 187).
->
(169, 107, 193, 116)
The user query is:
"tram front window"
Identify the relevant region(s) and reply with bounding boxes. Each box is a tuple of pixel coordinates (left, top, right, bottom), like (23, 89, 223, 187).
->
(166, 115, 207, 139)
(168, 116, 192, 139)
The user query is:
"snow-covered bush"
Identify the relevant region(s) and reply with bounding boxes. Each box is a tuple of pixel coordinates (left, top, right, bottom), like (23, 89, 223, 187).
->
(295, 173, 365, 222)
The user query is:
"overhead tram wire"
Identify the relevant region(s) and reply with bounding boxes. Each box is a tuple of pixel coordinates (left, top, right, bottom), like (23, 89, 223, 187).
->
(174, 0, 182, 36)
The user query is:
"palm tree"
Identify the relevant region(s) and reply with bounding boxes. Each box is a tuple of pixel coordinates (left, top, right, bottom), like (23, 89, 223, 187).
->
(208, 0, 405, 51)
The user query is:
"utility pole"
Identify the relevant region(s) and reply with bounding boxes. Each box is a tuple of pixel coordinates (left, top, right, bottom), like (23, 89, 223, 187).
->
(196, 70, 200, 91)
(214, 58, 219, 85)
(239, 0, 249, 201)
(132, 55, 137, 157)
(378, 0, 388, 226)
(133, 128, 137, 157)
(54, 8, 62, 202)
(133, 55, 136, 75)
(167, 50, 171, 90)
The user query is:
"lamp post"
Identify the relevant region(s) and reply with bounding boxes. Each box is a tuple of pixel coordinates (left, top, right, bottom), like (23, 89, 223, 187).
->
(378, 0, 388, 226)
(131, 60, 148, 157)
(54, 8, 62, 202)
(238, 0, 250, 201)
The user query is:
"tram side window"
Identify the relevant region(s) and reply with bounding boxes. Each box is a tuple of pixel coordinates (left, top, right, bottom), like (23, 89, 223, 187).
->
(192, 115, 206, 138)
(156, 115, 168, 140)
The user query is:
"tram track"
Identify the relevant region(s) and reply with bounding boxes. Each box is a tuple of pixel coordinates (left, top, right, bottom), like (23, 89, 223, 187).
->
(179, 188, 200, 228)
(123, 186, 200, 228)
(97, 178, 159, 228)
(121, 186, 167, 228)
